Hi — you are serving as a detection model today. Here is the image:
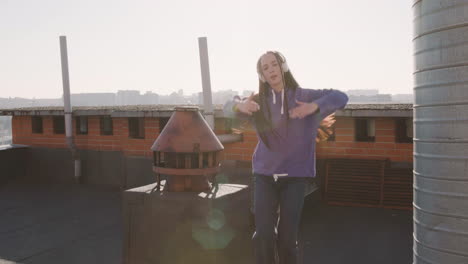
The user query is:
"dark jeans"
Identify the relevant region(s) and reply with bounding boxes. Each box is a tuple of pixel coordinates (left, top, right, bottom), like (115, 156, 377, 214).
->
(253, 173, 307, 264)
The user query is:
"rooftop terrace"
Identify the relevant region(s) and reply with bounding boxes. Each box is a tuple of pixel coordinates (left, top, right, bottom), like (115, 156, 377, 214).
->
(0, 167, 412, 264)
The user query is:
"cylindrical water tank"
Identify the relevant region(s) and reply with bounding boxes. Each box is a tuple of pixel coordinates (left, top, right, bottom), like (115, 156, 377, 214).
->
(413, 0, 468, 263)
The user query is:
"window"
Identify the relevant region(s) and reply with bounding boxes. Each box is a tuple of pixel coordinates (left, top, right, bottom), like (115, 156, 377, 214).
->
(31, 116, 43, 134)
(53, 116, 65, 134)
(100, 116, 113, 135)
(76, 116, 88, 135)
(355, 118, 375, 142)
(396, 118, 413, 143)
(224, 118, 233, 134)
(327, 126, 336, 142)
(159, 117, 170, 133)
(129, 117, 145, 139)
(223, 118, 241, 134)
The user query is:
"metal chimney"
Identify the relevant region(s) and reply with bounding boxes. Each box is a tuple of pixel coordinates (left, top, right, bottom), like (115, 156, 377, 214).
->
(151, 106, 223, 191)
(413, 0, 468, 263)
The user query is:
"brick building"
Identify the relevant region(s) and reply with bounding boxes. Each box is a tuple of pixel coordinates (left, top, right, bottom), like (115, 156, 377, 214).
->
(0, 103, 413, 208)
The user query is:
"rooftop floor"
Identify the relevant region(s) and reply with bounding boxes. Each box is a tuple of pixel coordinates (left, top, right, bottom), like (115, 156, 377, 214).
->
(301, 192, 412, 263)
(0, 181, 412, 264)
(0, 183, 122, 264)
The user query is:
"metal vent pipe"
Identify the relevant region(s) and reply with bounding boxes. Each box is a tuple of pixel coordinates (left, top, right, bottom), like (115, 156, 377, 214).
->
(59, 36, 81, 183)
(413, 0, 468, 263)
(198, 37, 214, 130)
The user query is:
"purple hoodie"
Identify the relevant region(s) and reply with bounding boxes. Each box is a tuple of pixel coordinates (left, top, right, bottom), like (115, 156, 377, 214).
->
(225, 87, 348, 178)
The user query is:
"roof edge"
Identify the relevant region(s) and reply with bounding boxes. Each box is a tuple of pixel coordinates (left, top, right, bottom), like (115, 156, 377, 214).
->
(0, 104, 413, 118)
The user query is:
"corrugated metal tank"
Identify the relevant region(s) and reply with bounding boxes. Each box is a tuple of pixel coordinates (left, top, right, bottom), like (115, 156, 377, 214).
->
(413, 0, 468, 263)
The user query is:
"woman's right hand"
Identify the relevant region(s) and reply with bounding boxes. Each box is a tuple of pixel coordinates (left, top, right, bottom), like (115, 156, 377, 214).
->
(235, 93, 260, 116)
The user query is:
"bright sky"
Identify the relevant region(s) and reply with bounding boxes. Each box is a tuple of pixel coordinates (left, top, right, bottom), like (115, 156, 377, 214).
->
(1, 0, 413, 99)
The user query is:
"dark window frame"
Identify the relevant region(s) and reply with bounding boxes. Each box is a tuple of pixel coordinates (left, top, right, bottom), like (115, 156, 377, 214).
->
(355, 118, 375, 142)
(31, 116, 43, 134)
(327, 126, 336, 142)
(129, 117, 145, 139)
(76, 116, 88, 135)
(100, 116, 113, 136)
(224, 118, 233, 134)
(159, 117, 170, 133)
(395, 118, 413, 143)
(53, 116, 65, 134)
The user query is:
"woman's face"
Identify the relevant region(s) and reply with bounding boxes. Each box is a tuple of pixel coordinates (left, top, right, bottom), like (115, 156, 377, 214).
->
(260, 53, 283, 87)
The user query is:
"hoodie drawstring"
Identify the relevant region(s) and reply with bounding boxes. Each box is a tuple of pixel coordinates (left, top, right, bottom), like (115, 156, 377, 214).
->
(281, 89, 284, 115)
(271, 89, 285, 115)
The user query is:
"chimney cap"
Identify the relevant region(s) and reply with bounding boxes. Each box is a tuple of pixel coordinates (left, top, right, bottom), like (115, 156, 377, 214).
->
(151, 108, 223, 153)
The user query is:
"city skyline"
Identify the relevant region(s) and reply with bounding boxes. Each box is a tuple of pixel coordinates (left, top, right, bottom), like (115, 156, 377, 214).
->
(0, 88, 413, 109)
(0, 87, 413, 99)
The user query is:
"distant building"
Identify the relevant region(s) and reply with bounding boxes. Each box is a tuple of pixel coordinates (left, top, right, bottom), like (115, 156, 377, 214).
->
(212, 89, 238, 105)
(116, 90, 141, 105)
(347, 89, 379, 96)
(141, 91, 160, 105)
(197, 92, 203, 104)
(0, 97, 62, 108)
(159, 92, 186, 104)
(348, 94, 392, 103)
(71, 93, 116, 106)
(392, 94, 413, 103)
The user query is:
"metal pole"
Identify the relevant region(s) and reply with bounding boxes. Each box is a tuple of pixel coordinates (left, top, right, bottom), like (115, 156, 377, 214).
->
(198, 37, 214, 129)
(59, 36, 81, 183)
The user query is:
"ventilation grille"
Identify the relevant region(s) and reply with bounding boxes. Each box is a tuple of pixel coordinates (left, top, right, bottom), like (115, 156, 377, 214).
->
(382, 167, 412, 209)
(325, 159, 384, 207)
(324, 158, 412, 210)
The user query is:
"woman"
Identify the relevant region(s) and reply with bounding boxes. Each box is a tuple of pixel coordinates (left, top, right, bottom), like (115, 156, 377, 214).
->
(224, 51, 348, 264)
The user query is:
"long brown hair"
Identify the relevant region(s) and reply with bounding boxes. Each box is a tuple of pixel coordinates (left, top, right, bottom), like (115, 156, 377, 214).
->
(251, 51, 335, 148)
(252, 51, 298, 148)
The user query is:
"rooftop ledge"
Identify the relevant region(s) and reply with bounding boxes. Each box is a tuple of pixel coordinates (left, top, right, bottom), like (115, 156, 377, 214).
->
(0, 103, 413, 118)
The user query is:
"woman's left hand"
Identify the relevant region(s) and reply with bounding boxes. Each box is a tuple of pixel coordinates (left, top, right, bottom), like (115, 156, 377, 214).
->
(289, 100, 319, 119)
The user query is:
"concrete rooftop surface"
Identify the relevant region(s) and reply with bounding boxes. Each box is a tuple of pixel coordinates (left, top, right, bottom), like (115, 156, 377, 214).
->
(0, 179, 412, 264)
(0, 183, 122, 264)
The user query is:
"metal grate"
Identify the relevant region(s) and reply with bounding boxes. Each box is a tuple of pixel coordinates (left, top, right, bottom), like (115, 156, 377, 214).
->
(325, 159, 385, 207)
(382, 167, 412, 209)
(324, 158, 412, 210)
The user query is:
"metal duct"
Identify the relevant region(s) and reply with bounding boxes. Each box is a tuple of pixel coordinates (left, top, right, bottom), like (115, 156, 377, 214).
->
(413, 0, 468, 263)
